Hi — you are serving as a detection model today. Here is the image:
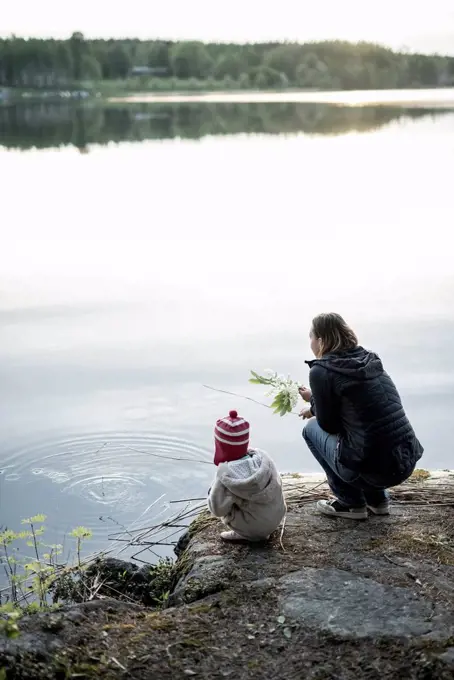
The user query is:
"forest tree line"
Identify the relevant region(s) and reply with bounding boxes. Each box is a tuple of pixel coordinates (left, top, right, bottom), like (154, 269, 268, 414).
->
(1, 34, 454, 91)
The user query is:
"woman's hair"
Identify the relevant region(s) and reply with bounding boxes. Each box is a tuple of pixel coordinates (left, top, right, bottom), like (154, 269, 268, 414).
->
(311, 313, 358, 356)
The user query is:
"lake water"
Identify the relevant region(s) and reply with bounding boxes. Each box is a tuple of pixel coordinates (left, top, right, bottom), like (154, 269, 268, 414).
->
(1, 92, 454, 565)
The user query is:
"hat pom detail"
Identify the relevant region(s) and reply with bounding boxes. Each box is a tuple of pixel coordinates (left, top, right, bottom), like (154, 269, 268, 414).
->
(229, 410, 238, 419)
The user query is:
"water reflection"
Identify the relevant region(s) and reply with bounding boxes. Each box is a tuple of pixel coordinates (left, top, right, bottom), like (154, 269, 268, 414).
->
(0, 101, 450, 151)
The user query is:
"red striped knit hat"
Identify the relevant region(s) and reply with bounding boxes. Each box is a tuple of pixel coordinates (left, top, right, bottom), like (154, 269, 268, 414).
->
(214, 410, 250, 465)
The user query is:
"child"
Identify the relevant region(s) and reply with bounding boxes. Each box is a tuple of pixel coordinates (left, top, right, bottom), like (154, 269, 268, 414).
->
(207, 410, 286, 542)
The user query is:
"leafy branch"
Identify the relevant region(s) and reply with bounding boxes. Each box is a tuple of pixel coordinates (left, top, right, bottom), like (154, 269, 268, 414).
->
(249, 370, 300, 416)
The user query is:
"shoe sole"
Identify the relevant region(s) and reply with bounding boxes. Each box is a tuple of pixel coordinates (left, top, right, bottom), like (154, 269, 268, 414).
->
(367, 505, 390, 516)
(317, 506, 368, 520)
(220, 534, 269, 543)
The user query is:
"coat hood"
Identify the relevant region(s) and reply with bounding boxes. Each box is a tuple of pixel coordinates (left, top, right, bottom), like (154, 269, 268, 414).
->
(216, 449, 277, 502)
(306, 346, 384, 381)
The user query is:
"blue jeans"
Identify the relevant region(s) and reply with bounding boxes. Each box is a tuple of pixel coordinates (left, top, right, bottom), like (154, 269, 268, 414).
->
(303, 419, 388, 507)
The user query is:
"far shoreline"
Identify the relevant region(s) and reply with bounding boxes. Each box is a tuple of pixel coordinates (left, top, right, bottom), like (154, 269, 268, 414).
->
(3, 86, 454, 110)
(107, 87, 454, 108)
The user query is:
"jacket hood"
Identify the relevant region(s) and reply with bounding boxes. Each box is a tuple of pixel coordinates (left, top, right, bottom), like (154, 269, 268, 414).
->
(306, 346, 384, 381)
(216, 449, 277, 502)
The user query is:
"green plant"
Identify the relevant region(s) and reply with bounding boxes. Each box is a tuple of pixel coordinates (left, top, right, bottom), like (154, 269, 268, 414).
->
(0, 602, 22, 639)
(153, 589, 171, 606)
(147, 558, 177, 607)
(69, 527, 93, 568)
(0, 516, 93, 610)
(21, 514, 53, 607)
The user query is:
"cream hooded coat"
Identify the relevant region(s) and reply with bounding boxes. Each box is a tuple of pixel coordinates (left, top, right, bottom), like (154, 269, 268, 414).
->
(207, 449, 286, 539)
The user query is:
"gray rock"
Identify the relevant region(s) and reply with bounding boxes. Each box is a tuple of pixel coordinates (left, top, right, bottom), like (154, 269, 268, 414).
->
(171, 555, 234, 604)
(87, 557, 140, 580)
(187, 540, 215, 556)
(278, 567, 454, 640)
(63, 608, 87, 624)
(339, 553, 454, 597)
(63, 598, 143, 615)
(439, 647, 454, 666)
(85, 558, 164, 603)
(243, 577, 277, 591)
(0, 631, 63, 659)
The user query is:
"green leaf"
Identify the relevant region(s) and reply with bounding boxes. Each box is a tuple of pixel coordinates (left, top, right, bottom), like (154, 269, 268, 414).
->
(70, 527, 93, 540)
(22, 514, 47, 525)
(24, 561, 40, 572)
(17, 531, 30, 540)
(249, 370, 273, 385)
(0, 530, 18, 545)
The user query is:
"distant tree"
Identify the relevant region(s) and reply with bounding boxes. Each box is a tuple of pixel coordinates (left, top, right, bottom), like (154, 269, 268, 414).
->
(222, 74, 235, 89)
(213, 53, 245, 80)
(407, 54, 439, 86)
(264, 44, 303, 80)
(296, 55, 329, 88)
(0, 35, 452, 92)
(147, 41, 171, 71)
(254, 66, 283, 88)
(3, 41, 15, 86)
(107, 44, 132, 78)
(238, 72, 250, 89)
(69, 32, 86, 80)
(170, 41, 213, 79)
(81, 54, 102, 80)
(56, 42, 73, 84)
(419, 58, 440, 85)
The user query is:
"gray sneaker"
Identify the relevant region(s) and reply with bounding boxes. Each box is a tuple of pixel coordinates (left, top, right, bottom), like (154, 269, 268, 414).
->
(367, 502, 390, 516)
(316, 500, 368, 520)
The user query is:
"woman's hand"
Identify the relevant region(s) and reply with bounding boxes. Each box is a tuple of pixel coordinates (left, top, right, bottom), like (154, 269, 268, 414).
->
(299, 406, 313, 419)
(299, 386, 312, 402)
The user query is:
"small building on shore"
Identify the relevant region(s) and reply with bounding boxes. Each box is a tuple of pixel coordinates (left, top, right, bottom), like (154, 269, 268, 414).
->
(129, 66, 168, 78)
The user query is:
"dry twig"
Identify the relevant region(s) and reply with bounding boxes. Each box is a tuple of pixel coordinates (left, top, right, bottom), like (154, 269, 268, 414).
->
(279, 515, 287, 552)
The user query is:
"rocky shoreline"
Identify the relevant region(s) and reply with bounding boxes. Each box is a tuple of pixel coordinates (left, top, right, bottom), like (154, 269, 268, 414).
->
(1, 470, 454, 679)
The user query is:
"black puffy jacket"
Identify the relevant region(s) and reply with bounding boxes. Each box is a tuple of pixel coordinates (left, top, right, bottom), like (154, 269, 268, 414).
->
(306, 346, 423, 480)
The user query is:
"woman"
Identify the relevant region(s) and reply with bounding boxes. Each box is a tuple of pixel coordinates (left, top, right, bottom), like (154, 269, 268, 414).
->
(300, 313, 423, 519)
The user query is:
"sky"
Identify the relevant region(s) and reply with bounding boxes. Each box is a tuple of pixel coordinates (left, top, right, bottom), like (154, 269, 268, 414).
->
(1, 0, 454, 54)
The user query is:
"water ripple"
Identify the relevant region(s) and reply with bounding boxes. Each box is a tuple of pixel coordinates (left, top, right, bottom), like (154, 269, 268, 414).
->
(0, 430, 212, 514)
